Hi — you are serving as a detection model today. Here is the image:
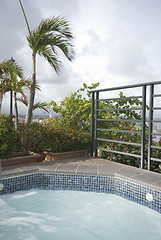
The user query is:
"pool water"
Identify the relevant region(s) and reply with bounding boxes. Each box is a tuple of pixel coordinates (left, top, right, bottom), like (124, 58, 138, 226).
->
(0, 190, 161, 240)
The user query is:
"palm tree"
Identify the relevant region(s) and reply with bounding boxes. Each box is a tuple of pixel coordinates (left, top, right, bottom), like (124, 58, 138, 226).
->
(17, 95, 50, 114)
(0, 59, 30, 129)
(18, 0, 74, 123)
(0, 63, 12, 112)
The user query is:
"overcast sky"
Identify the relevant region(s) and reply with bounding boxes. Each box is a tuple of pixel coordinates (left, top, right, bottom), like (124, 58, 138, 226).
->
(1, 0, 161, 116)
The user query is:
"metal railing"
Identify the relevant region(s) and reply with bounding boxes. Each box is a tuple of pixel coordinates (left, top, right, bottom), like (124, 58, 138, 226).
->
(89, 81, 161, 170)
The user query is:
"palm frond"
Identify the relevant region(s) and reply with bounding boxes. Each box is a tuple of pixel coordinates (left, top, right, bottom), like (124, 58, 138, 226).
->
(36, 16, 73, 41)
(0, 81, 12, 94)
(33, 102, 50, 113)
(0, 59, 32, 99)
(0, 59, 23, 79)
(17, 94, 50, 113)
(16, 94, 28, 106)
(40, 46, 63, 74)
(27, 16, 74, 66)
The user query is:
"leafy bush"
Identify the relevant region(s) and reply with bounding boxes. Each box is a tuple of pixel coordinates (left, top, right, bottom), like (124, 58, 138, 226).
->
(0, 115, 18, 159)
(49, 83, 99, 132)
(1, 83, 160, 174)
(0, 112, 91, 158)
(17, 123, 91, 154)
(42, 125, 91, 152)
(17, 122, 46, 154)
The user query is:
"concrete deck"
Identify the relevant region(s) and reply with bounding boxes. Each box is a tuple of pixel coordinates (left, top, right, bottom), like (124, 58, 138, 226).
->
(2, 157, 161, 191)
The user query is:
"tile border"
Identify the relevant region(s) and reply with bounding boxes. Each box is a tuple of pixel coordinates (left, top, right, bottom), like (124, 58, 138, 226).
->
(0, 172, 161, 214)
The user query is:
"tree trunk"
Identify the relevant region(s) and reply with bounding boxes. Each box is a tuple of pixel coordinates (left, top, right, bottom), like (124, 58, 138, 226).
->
(25, 53, 36, 123)
(14, 91, 19, 130)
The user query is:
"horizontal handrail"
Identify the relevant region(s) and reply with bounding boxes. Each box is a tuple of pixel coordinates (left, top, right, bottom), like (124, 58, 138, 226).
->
(151, 132, 161, 136)
(151, 146, 161, 150)
(152, 107, 161, 110)
(153, 94, 161, 97)
(96, 137, 141, 146)
(153, 120, 161, 123)
(97, 128, 141, 134)
(89, 81, 161, 93)
(97, 95, 142, 101)
(151, 157, 161, 163)
(97, 118, 142, 123)
(98, 147, 141, 158)
(97, 108, 142, 112)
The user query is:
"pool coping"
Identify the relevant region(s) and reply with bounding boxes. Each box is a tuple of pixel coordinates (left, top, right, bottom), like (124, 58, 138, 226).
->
(1, 157, 161, 192)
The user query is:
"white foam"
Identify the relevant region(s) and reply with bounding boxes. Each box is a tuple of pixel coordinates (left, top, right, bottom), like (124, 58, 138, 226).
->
(1, 216, 43, 227)
(40, 224, 58, 233)
(24, 236, 37, 240)
(0, 199, 6, 206)
(11, 191, 38, 199)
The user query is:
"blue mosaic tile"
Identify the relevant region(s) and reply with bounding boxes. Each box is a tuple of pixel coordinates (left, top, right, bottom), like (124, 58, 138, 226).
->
(0, 173, 161, 214)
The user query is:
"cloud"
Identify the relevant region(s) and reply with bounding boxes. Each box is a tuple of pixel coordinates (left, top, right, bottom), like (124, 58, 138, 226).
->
(1, 0, 161, 117)
(36, 0, 79, 19)
(107, 34, 145, 75)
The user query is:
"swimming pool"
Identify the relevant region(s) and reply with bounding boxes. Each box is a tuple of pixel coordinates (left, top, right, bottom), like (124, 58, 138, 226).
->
(0, 172, 161, 213)
(0, 172, 161, 239)
(1, 189, 161, 240)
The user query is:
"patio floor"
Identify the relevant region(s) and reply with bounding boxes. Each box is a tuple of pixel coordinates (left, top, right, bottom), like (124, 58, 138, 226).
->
(2, 157, 161, 191)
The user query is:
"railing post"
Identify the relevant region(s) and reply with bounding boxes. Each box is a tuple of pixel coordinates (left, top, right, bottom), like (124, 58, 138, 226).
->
(141, 86, 146, 169)
(148, 84, 154, 170)
(95, 92, 99, 157)
(91, 92, 95, 156)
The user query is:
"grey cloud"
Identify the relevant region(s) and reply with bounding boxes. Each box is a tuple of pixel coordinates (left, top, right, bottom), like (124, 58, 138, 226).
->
(106, 32, 160, 83)
(36, 51, 74, 85)
(36, 0, 79, 21)
(0, 0, 42, 62)
(38, 67, 71, 85)
(77, 29, 105, 57)
(1, 0, 161, 117)
(107, 36, 145, 74)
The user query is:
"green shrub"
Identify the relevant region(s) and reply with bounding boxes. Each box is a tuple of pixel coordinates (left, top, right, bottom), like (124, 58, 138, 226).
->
(0, 114, 18, 159)
(17, 122, 46, 154)
(42, 125, 91, 152)
(48, 83, 99, 132)
(17, 123, 91, 154)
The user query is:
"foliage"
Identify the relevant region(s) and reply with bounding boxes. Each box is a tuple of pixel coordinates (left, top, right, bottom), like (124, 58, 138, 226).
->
(17, 122, 46, 154)
(16, 122, 91, 154)
(0, 115, 18, 159)
(48, 83, 143, 133)
(49, 83, 100, 132)
(41, 125, 91, 153)
(49, 83, 161, 172)
(1, 80, 160, 173)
